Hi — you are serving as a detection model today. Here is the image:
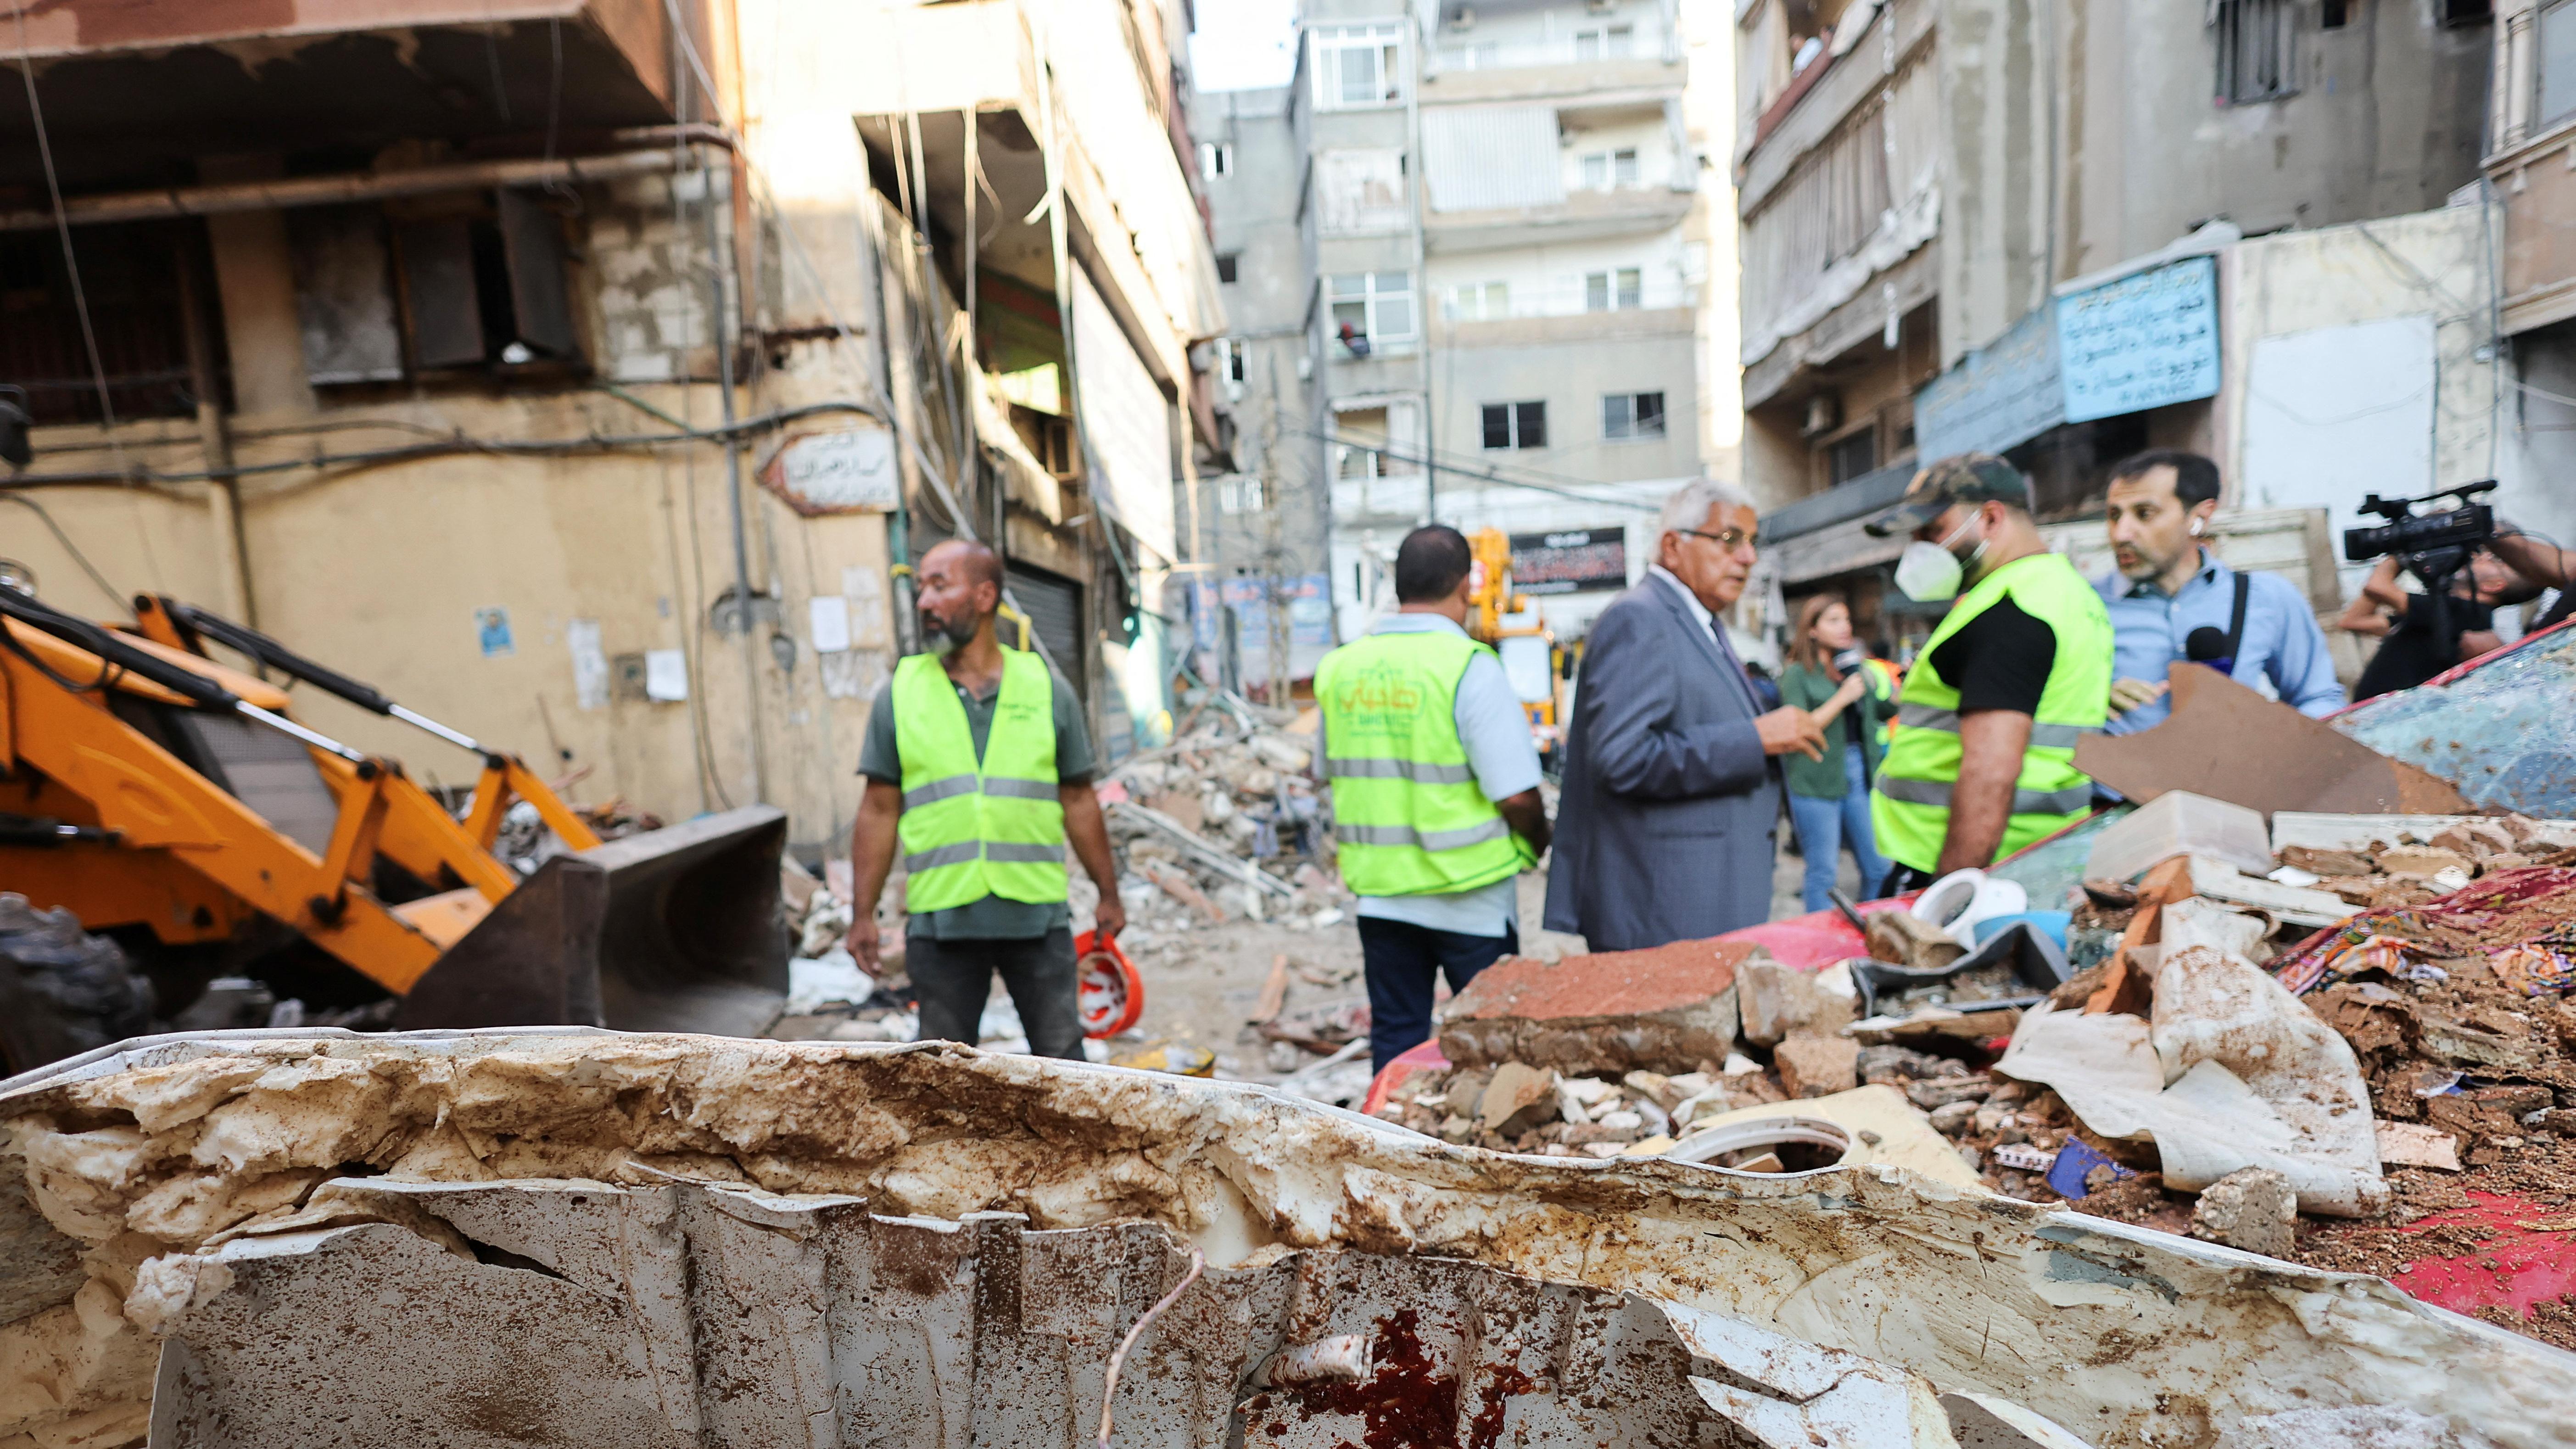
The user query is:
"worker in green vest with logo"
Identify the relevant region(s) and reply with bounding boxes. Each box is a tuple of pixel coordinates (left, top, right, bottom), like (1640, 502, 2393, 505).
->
(845, 539, 1124, 1059)
(1862, 455, 2112, 895)
(1317, 525, 1551, 1073)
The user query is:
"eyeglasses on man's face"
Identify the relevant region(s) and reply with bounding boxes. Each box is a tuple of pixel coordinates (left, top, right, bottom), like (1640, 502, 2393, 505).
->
(1674, 526, 1758, 552)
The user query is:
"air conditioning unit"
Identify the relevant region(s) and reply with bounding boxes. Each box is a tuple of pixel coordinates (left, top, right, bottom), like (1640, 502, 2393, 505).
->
(1800, 393, 1842, 439)
(1448, 5, 1475, 29)
(1585, 0, 1616, 14)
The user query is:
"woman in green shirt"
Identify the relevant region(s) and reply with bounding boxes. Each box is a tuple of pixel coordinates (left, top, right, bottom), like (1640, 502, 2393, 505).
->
(1778, 594, 1897, 912)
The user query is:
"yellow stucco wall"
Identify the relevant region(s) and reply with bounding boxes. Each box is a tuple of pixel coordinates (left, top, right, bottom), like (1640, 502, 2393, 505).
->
(8, 381, 894, 853)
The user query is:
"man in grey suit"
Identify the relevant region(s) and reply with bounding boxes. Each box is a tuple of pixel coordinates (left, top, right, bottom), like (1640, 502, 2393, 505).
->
(1543, 480, 1827, 951)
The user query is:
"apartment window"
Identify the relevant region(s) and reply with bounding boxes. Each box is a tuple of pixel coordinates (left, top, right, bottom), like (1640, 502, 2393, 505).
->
(0, 224, 198, 425)
(1601, 392, 1665, 442)
(2320, 0, 2349, 28)
(1199, 141, 1235, 176)
(1825, 428, 1878, 484)
(1218, 337, 1246, 383)
(2544, 0, 2576, 127)
(1329, 272, 1415, 353)
(1444, 281, 1509, 321)
(1574, 25, 1635, 61)
(1012, 406, 1076, 479)
(288, 189, 580, 383)
(1584, 268, 1643, 311)
(1219, 476, 1268, 513)
(1334, 402, 1418, 477)
(2214, 0, 2294, 105)
(2443, 0, 2492, 23)
(1316, 148, 1410, 233)
(1314, 25, 1403, 110)
(1216, 252, 1241, 284)
(1579, 149, 1640, 191)
(1482, 401, 1547, 450)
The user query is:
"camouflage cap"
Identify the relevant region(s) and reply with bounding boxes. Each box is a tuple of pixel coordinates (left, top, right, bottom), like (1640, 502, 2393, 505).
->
(1862, 454, 2034, 537)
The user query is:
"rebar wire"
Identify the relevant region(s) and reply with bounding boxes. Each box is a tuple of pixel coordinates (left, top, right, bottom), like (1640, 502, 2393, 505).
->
(1095, 1245, 1205, 1449)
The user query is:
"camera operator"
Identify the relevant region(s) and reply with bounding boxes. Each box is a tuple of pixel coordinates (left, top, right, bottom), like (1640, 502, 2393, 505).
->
(2340, 549, 2542, 701)
(2491, 525, 2576, 634)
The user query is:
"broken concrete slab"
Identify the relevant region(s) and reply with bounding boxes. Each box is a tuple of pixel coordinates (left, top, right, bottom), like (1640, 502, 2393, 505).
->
(2377, 1122, 2465, 1172)
(1738, 957, 1855, 1046)
(1477, 1062, 1558, 1134)
(4, 1030, 2574, 1448)
(1774, 1037, 1861, 1099)
(2190, 1167, 2298, 1259)
(1436, 938, 1750, 1076)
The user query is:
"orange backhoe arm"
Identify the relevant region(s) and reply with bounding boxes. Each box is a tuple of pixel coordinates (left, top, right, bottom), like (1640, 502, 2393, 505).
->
(2, 618, 447, 992)
(135, 592, 604, 863)
(462, 756, 604, 854)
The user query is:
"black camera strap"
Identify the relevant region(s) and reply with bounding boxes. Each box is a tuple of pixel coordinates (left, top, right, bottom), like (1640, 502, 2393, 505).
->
(2224, 571, 2250, 663)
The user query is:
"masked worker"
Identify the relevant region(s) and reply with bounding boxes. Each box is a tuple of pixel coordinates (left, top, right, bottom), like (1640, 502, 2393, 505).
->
(1317, 524, 1550, 1074)
(2096, 449, 2343, 731)
(844, 538, 1125, 1059)
(1863, 455, 2112, 895)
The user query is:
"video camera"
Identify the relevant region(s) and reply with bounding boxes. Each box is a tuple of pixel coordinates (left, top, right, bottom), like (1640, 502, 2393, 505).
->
(2343, 480, 2498, 597)
(2344, 481, 2498, 564)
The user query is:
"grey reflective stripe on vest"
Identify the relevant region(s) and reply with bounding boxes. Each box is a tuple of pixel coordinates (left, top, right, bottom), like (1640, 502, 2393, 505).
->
(1876, 775, 2095, 817)
(904, 774, 1056, 809)
(903, 774, 979, 810)
(1336, 818, 1511, 851)
(904, 839, 1062, 872)
(903, 841, 984, 873)
(1325, 756, 1476, 785)
(1894, 704, 2082, 750)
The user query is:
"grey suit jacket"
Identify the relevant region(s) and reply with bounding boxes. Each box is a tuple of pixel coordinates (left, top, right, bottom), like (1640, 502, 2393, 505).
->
(1542, 575, 1778, 951)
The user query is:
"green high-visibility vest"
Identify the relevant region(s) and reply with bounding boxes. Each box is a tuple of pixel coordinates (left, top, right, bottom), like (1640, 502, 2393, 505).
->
(891, 649, 1067, 912)
(1870, 552, 2111, 874)
(1315, 627, 1534, 897)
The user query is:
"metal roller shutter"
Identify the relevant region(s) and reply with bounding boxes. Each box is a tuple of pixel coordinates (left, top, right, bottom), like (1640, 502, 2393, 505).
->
(1005, 564, 1084, 701)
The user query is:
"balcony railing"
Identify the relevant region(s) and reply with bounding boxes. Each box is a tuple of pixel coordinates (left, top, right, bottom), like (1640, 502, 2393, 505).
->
(1439, 279, 1695, 322)
(1426, 33, 1668, 74)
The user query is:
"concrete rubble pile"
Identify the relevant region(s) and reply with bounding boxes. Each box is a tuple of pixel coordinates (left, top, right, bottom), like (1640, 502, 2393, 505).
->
(1368, 938, 1983, 1196)
(1099, 694, 1344, 936)
(1773, 792, 2576, 1349)
(3, 1029, 2572, 1448)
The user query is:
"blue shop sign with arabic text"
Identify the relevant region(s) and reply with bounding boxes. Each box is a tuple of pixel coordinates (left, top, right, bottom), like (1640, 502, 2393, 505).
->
(2056, 256, 2220, 423)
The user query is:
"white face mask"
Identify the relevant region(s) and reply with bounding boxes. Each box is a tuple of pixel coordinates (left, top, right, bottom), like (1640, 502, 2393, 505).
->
(1893, 512, 1984, 603)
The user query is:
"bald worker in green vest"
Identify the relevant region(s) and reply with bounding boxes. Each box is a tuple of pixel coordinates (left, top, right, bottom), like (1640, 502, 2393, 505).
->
(1862, 455, 2112, 894)
(844, 539, 1124, 1059)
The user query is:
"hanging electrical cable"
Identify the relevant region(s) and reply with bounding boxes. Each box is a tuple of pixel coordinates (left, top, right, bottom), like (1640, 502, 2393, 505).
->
(1289, 426, 1664, 513)
(10, 0, 161, 602)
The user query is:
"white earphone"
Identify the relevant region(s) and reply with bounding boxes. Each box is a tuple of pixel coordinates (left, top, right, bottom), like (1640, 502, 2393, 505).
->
(2188, 519, 2204, 537)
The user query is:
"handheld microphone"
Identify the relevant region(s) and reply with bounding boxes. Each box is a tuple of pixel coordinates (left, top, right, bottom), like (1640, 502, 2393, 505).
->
(2185, 625, 2234, 677)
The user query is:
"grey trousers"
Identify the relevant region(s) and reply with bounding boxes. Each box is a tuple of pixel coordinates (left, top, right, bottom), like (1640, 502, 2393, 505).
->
(907, 927, 1087, 1060)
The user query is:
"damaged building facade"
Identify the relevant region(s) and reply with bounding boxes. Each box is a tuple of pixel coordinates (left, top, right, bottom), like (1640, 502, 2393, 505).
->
(1729, 0, 2556, 660)
(1181, 0, 1738, 681)
(0, 0, 1224, 854)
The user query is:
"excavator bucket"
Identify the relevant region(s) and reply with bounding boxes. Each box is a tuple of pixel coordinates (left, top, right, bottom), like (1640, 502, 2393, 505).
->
(393, 806, 790, 1036)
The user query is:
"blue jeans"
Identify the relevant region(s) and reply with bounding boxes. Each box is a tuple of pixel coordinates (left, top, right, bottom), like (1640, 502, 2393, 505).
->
(1788, 744, 1889, 914)
(1358, 916, 1520, 1075)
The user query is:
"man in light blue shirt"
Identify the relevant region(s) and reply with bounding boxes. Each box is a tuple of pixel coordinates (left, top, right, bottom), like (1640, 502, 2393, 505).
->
(1317, 526, 1548, 1070)
(2095, 450, 2345, 734)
